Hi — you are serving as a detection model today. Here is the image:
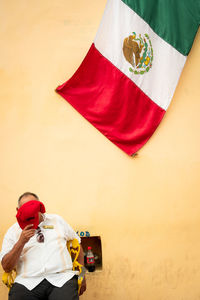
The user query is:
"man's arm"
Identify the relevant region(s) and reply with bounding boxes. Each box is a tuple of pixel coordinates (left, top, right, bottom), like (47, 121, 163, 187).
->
(1, 224, 35, 273)
(77, 245, 86, 296)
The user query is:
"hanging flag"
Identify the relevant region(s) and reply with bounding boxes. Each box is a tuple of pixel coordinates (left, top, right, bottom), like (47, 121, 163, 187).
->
(56, 0, 200, 156)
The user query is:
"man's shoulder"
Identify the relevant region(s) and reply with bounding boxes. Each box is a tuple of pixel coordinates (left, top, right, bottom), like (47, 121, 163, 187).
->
(5, 222, 20, 237)
(7, 222, 20, 231)
(45, 213, 62, 219)
(45, 213, 66, 223)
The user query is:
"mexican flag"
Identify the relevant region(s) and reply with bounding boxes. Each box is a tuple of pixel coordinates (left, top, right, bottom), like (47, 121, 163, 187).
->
(56, 0, 200, 156)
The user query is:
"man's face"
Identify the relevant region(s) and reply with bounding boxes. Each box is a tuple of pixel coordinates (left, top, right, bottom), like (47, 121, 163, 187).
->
(18, 195, 38, 208)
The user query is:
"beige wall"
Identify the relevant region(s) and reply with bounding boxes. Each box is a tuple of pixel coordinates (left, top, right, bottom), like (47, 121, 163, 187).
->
(0, 1, 200, 299)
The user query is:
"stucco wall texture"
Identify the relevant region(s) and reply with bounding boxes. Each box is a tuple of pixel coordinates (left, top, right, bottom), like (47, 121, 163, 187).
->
(0, 1, 200, 299)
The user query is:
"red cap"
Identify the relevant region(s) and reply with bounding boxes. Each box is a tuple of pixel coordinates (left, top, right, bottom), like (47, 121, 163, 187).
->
(16, 200, 46, 229)
(88, 246, 92, 250)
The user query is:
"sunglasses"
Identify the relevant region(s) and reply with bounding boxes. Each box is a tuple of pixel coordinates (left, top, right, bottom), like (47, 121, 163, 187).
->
(36, 227, 44, 243)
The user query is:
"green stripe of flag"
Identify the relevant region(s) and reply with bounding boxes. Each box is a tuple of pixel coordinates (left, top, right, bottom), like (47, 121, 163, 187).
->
(121, 0, 199, 56)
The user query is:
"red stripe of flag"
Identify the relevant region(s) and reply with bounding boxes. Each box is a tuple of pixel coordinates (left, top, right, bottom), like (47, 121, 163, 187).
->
(56, 43, 165, 155)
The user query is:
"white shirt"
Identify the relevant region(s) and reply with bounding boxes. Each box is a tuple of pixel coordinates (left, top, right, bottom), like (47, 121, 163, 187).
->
(0, 214, 81, 290)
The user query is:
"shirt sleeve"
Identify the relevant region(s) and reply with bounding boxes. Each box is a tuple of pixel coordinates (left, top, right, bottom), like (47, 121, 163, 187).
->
(0, 228, 16, 262)
(59, 216, 81, 244)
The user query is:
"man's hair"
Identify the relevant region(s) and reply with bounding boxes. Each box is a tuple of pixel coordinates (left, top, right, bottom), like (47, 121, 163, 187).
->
(18, 192, 39, 205)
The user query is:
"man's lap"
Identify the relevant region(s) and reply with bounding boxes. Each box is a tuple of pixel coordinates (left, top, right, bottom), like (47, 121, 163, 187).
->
(8, 276, 79, 300)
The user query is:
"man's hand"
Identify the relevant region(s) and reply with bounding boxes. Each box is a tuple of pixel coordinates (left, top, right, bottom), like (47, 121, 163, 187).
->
(79, 277, 86, 296)
(19, 224, 35, 245)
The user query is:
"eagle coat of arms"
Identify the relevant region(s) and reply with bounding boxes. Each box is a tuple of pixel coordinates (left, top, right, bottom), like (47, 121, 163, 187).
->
(123, 32, 153, 75)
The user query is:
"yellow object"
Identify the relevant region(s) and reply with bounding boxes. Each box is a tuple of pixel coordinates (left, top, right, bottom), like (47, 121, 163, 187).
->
(67, 238, 85, 294)
(2, 239, 84, 294)
(144, 56, 150, 65)
(2, 270, 16, 291)
(42, 225, 54, 229)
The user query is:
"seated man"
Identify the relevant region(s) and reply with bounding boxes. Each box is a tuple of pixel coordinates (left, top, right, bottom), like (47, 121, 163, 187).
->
(0, 192, 86, 300)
